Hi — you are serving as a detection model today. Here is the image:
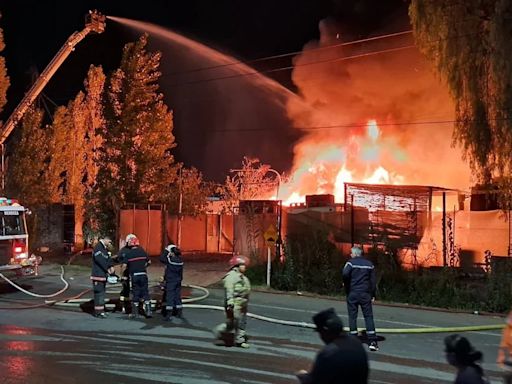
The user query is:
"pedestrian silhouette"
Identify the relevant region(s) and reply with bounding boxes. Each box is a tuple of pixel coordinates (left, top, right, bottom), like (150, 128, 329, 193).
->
(295, 307, 368, 384)
(444, 334, 489, 384)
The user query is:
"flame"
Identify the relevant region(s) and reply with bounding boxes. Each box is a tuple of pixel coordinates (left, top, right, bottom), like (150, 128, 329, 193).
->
(280, 120, 404, 205)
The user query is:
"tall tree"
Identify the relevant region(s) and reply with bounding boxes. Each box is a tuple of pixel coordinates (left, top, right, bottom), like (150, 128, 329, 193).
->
(96, 34, 177, 235)
(409, 1, 512, 205)
(48, 65, 106, 246)
(6, 107, 51, 205)
(0, 15, 10, 114)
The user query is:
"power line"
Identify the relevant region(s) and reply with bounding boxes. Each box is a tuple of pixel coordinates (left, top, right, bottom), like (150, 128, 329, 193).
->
(210, 118, 457, 133)
(163, 30, 414, 78)
(167, 45, 417, 88)
(185, 115, 512, 134)
(149, 117, 457, 135)
(164, 29, 482, 88)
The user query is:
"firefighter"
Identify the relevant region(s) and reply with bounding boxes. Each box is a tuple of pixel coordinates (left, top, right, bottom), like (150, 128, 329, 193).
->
(160, 243, 184, 321)
(123, 234, 152, 318)
(342, 246, 379, 352)
(214, 255, 251, 348)
(116, 235, 133, 314)
(91, 235, 115, 318)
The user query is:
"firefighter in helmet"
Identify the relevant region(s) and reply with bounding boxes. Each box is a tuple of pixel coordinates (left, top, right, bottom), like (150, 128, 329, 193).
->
(214, 255, 251, 348)
(160, 243, 184, 321)
(90, 236, 115, 318)
(123, 234, 152, 318)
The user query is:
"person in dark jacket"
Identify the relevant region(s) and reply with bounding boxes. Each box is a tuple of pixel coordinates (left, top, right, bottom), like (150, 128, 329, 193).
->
(123, 234, 152, 318)
(444, 334, 489, 384)
(160, 244, 184, 321)
(342, 246, 379, 351)
(295, 307, 368, 384)
(116, 235, 134, 314)
(90, 236, 114, 318)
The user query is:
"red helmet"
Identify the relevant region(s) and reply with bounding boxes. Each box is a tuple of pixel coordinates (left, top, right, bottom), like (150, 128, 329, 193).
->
(125, 234, 140, 247)
(229, 255, 249, 269)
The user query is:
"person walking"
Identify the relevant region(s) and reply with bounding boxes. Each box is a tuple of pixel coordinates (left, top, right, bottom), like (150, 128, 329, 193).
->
(444, 334, 489, 384)
(123, 234, 152, 318)
(342, 245, 379, 351)
(160, 243, 184, 321)
(90, 236, 115, 318)
(295, 307, 368, 384)
(214, 255, 251, 348)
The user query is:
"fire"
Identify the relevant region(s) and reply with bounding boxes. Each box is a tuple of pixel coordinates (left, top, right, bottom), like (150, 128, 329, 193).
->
(280, 120, 404, 205)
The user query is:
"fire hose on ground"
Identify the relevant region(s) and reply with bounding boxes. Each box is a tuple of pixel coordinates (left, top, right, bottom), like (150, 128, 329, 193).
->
(0, 265, 69, 298)
(0, 265, 507, 334)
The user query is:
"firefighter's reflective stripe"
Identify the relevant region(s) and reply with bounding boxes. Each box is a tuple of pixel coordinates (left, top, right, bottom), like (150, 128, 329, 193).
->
(132, 272, 147, 276)
(127, 257, 147, 263)
(90, 276, 107, 281)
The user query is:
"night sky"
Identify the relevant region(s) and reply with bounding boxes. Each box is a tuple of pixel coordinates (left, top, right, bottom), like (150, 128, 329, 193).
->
(0, 0, 409, 180)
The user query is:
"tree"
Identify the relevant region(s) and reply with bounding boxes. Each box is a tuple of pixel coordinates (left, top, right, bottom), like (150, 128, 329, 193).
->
(96, 34, 177, 234)
(48, 65, 106, 246)
(221, 157, 280, 212)
(409, 1, 512, 205)
(6, 107, 51, 205)
(167, 166, 213, 215)
(0, 16, 10, 114)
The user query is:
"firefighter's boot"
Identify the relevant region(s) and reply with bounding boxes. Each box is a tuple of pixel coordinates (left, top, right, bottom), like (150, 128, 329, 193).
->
(144, 301, 153, 318)
(163, 306, 173, 322)
(129, 302, 139, 318)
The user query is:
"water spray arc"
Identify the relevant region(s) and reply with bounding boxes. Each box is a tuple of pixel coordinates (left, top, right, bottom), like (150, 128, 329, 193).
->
(106, 16, 306, 181)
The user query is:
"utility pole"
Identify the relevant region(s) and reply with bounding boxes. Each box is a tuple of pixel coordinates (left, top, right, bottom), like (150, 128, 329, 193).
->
(177, 167, 183, 247)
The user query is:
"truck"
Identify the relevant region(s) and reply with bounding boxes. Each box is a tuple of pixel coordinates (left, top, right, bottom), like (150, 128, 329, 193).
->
(0, 198, 38, 275)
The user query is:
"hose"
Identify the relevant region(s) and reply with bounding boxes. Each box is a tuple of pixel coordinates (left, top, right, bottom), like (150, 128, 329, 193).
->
(45, 283, 209, 306)
(0, 265, 69, 298)
(183, 304, 506, 334)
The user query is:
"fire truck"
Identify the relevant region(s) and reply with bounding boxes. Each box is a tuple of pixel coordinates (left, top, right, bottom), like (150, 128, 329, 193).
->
(0, 198, 37, 275)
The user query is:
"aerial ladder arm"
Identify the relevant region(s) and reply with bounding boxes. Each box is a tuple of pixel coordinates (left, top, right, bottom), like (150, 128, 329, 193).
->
(0, 10, 105, 188)
(0, 10, 105, 145)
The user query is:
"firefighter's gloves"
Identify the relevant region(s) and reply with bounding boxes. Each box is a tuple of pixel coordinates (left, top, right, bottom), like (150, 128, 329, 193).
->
(226, 298, 235, 308)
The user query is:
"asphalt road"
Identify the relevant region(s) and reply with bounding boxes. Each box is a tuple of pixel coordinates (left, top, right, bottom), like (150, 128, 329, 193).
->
(0, 263, 508, 383)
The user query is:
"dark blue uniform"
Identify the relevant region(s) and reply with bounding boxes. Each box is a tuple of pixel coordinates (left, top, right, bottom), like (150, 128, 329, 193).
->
(342, 255, 377, 343)
(116, 246, 132, 313)
(124, 246, 150, 304)
(160, 245, 183, 318)
(90, 240, 113, 317)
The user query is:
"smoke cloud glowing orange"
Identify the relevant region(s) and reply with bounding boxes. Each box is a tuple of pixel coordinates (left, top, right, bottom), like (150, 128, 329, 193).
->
(280, 20, 470, 206)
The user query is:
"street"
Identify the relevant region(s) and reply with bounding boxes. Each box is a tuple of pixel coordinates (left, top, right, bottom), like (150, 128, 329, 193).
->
(0, 262, 507, 383)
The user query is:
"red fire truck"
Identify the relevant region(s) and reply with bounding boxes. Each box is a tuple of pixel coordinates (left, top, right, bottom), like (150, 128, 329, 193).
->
(0, 198, 39, 276)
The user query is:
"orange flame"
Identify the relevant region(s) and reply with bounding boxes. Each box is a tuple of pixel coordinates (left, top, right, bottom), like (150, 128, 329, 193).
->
(281, 120, 404, 205)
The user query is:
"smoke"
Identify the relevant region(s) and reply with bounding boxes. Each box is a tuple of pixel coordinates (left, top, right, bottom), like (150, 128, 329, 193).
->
(285, 19, 471, 196)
